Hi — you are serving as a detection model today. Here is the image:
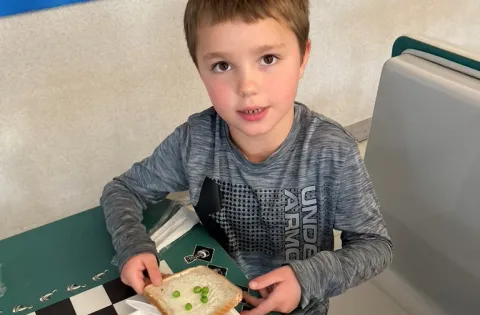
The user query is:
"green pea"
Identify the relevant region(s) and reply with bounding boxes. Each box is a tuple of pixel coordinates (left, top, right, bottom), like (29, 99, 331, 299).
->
(201, 295, 208, 303)
(193, 286, 202, 293)
(172, 291, 180, 298)
(185, 303, 192, 311)
(201, 286, 209, 294)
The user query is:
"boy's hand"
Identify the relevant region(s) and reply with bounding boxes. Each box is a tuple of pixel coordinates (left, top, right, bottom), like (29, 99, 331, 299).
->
(120, 253, 163, 294)
(241, 266, 301, 315)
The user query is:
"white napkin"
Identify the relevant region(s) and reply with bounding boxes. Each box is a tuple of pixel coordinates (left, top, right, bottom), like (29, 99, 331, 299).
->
(149, 206, 200, 253)
(126, 300, 240, 315)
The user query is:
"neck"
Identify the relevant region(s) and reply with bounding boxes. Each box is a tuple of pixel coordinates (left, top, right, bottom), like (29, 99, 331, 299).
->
(229, 107, 295, 163)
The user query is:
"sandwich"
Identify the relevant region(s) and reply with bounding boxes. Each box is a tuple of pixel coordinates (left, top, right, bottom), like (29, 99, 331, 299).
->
(144, 265, 243, 314)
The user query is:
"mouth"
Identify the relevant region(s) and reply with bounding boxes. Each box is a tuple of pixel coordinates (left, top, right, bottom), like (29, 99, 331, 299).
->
(237, 106, 269, 122)
(239, 107, 266, 114)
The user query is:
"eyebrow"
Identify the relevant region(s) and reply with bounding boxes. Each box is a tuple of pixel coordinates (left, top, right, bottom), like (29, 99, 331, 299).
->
(202, 43, 286, 61)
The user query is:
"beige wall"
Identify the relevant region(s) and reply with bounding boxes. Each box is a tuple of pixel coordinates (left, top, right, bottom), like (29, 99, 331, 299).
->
(1, 0, 479, 240)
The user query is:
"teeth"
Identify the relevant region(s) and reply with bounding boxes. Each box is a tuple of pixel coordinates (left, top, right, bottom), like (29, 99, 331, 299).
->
(244, 108, 264, 114)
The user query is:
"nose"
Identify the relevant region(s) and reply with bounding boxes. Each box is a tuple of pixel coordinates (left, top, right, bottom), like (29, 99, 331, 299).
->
(237, 68, 260, 98)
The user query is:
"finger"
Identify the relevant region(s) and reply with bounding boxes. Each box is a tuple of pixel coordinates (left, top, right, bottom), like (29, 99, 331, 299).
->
(242, 291, 264, 307)
(249, 268, 284, 290)
(259, 288, 269, 298)
(144, 257, 162, 286)
(267, 283, 276, 293)
(243, 294, 278, 315)
(129, 269, 147, 294)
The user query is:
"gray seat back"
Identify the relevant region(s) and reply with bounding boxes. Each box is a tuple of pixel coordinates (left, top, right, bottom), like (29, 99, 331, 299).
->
(366, 35, 480, 315)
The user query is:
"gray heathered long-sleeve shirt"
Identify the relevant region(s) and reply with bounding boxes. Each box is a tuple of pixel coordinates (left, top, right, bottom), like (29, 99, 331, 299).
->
(100, 102, 393, 314)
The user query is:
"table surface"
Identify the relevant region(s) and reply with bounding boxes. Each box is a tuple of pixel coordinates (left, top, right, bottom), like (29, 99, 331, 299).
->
(0, 200, 264, 314)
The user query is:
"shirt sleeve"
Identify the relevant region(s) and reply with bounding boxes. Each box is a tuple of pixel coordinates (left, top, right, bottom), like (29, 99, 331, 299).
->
(100, 123, 191, 272)
(287, 144, 393, 308)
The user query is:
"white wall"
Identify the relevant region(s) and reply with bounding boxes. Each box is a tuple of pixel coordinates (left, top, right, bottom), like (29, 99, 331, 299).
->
(1, 0, 479, 240)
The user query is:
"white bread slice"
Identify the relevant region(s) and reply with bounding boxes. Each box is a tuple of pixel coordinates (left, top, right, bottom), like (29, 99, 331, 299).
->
(144, 265, 243, 315)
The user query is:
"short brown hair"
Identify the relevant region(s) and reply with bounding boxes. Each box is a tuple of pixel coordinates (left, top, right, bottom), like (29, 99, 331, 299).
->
(183, 0, 310, 66)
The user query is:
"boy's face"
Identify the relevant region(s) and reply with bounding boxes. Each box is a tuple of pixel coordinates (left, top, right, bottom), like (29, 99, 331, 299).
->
(195, 18, 310, 140)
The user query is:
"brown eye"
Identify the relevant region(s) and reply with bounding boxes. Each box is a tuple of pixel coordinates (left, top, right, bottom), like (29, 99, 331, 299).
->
(261, 55, 277, 65)
(213, 62, 231, 72)
(218, 62, 229, 70)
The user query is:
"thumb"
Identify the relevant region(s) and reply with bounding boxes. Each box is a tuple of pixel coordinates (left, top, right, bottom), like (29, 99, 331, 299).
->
(144, 255, 162, 286)
(249, 268, 284, 291)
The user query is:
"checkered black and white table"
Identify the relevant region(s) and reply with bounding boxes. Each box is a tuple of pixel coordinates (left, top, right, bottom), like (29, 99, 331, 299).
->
(25, 261, 174, 315)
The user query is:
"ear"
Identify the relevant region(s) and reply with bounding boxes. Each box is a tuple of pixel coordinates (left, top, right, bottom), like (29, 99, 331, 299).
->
(299, 39, 311, 79)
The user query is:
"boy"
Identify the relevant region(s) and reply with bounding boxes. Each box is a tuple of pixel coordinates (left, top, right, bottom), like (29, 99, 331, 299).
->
(100, 0, 393, 314)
